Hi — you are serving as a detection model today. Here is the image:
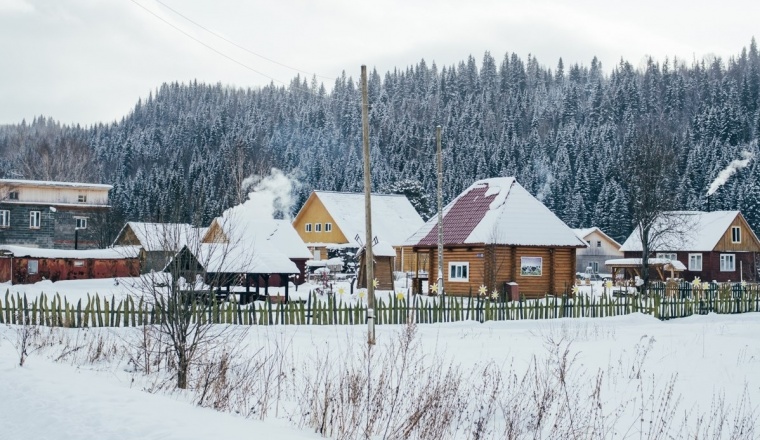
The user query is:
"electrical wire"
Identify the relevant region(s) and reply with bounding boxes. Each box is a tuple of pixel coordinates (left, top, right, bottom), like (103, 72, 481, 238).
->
(153, 0, 334, 81)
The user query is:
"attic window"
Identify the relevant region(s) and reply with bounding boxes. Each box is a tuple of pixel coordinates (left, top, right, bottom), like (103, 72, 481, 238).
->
(78, 194, 87, 203)
(596, 240, 601, 248)
(8, 191, 19, 200)
(731, 226, 741, 243)
(305, 223, 312, 232)
(325, 223, 332, 232)
(315, 223, 322, 232)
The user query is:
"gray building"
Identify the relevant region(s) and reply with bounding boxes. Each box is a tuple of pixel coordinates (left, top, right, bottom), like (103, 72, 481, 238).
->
(0, 179, 112, 249)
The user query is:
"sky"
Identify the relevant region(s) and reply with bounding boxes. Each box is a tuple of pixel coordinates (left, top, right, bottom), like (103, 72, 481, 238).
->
(0, 0, 758, 126)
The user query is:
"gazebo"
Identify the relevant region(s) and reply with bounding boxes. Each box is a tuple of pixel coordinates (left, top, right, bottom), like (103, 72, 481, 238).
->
(605, 258, 687, 281)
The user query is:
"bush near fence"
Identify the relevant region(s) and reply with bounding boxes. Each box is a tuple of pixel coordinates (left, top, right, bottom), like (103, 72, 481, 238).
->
(2, 285, 760, 328)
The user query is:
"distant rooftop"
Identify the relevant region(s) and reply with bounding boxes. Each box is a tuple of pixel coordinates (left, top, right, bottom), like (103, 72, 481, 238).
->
(0, 178, 112, 190)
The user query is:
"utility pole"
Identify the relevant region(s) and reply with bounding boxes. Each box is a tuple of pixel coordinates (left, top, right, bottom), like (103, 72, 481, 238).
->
(436, 125, 444, 297)
(361, 65, 376, 345)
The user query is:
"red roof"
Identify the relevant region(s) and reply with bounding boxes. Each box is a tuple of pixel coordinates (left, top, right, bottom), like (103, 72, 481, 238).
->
(418, 186, 494, 245)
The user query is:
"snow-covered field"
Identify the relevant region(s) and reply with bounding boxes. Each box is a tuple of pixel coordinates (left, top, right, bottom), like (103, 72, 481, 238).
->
(1, 278, 759, 439)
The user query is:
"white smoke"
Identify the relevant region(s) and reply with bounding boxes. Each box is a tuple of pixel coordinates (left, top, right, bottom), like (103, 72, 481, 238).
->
(534, 160, 554, 202)
(240, 168, 299, 220)
(706, 150, 754, 196)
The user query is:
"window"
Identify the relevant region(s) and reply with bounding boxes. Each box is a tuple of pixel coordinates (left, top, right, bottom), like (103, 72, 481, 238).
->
(720, 254, 735, 271)
(75, 217, 87, 229)
(596, 240, 602, 248)
(315, 223, 322, 232)
(78, 194, 87, 203)
(8, 191, 18, 200)
(73, 260, 85, 267)
(448, 262, 469, 282)
(0, 210, 8, 228)
(688, 253, 702, 271)
(305, 223, 312, 232)
(656, 253, 677, 261)
(731, 226, 741, 243)
(29, 211, 40, 229)
(520, 256, 543, 276)
(592, 262, 599, 272)
(28, 260, 38, 275)
(325, 223, 332, 232)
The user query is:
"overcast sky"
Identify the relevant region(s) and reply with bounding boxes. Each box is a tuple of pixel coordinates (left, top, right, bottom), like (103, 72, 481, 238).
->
(1, 0, 758, 126)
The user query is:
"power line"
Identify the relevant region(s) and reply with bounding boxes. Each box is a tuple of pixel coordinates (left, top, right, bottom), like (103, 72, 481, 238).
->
(129, 0, 285, 85)
(153, 0, 334, 81)
(130, 0, 362, 106)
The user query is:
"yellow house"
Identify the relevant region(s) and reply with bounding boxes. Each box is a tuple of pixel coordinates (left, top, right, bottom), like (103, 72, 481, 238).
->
(292, 191, 424, 272)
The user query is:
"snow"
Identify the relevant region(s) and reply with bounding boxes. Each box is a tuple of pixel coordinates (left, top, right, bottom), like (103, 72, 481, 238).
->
(0, 178, 113, 189)
(620, 211, 747, 252)
(0, 244, 140, 259)
(311, 191, 424, 246)
(116, 222, 205, 252)
(193, 243, 300, 274)
(407, 177, 587, 247)
(1, 309, 759, 439)
(606, 257, 688, 271)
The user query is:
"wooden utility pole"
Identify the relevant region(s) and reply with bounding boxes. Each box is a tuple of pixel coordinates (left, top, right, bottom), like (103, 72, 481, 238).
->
(436, 125, 444, 297)
(361, 65, 376, 345)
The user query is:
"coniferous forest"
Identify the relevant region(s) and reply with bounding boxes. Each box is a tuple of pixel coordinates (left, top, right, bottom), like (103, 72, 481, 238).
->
(1, 40, 760, 244)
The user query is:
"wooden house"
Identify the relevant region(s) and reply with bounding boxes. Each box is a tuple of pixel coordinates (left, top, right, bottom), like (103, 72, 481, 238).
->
(0, 245, 140, 284)
(356, 241, 396, 290)
(0, 178, 112, 249)
(291, 191, 424, 272)
(572, 227, 622, 274)
(619, 211, 760, 282)
(112, 222, 207, 273)
(406, 178, 587, 298)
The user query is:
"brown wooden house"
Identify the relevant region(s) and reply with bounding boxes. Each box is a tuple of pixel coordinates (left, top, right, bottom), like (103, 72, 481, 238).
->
(407, 178, 586, 298)
(0, 245, 140, 284)
(619, 211, 760, 282)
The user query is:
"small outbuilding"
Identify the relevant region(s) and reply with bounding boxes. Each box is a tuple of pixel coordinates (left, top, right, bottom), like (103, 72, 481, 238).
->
(0, 245, 140, 284)
(356, 241, 396, 290)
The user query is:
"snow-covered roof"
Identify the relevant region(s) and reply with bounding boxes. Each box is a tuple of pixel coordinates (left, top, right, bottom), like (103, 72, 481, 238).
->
(0, 178, 112, 190)
(572, 227, 620, 248)
(210, 201, 312, 260)
(0, 245, 140, 259)
(189, 243, 299, 274)
(357, 241, 397, 258)
(407, 178, 587, 247)
(116, 222, 206, 252)
(605, 258, 687, 271)
(619, 211, 746, 252)
(308, 191, 424, 246)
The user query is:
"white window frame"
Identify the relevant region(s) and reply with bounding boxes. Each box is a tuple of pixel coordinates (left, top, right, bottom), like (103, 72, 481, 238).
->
(688, 253, 702, 271)
(731, 226, 741, 243)
(656, 252, 677, 261)
(720, 254, 735, 272)
(325, 222, 332, 232)
(591, 262, 599, 273)
(596, 240, 602, 248)
(315, 223, 322, 232)
(29, 211, 41, 229)
(28, 260, 38, 275)
(0, 210, 9, 228)
(305, 223, 312, 232)
(448, 262, 469, 282)
(78, 194, 87, 203)
(75, 217, 88, 230)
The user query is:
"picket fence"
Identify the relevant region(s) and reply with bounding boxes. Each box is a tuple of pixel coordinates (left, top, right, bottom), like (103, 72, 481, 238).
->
(2, 287, 760, 328)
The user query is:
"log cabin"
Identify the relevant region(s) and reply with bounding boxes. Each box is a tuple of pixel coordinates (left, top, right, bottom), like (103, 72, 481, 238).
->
(406, 177, 587, 298)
